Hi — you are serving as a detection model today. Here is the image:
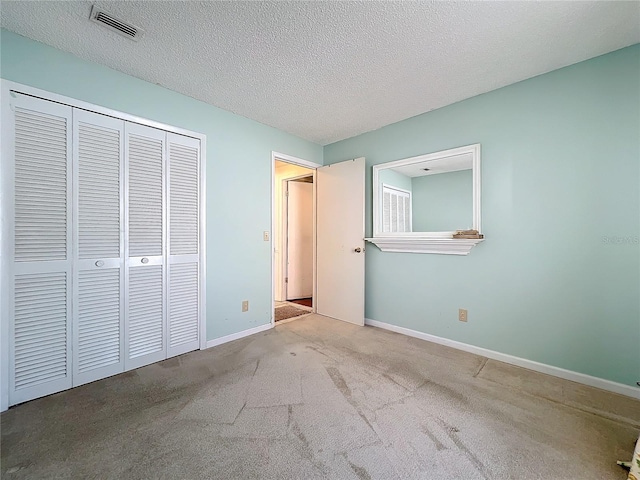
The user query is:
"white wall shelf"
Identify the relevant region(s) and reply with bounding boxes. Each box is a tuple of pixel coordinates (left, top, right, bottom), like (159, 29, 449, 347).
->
(365, 236, 484, 255)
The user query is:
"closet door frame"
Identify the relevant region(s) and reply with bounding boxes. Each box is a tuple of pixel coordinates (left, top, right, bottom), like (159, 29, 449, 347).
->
(0, 80, 207, 412)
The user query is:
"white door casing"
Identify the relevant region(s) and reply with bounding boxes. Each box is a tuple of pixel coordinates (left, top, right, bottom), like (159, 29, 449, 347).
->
(286, 180, 313, 300)
(316, 158, 366, 326)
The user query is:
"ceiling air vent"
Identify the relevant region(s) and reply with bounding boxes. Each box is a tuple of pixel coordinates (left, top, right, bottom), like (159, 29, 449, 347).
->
(89, 5, 144, 41)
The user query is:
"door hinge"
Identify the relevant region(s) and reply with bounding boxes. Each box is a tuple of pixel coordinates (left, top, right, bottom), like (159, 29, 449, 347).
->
(285, 277, 288, 283)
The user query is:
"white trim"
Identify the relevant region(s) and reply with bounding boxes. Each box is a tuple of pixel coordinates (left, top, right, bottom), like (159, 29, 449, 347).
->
(1, 80, 204, 140)
(205, 323, 273, 349)
(271, 152, 321, 327)
(370, 143, 482, 255)
(1, 85, 14, 412)
(365, 318, 640, 400)
(199, 136, 207, 351)
(365, 236, 484, 255)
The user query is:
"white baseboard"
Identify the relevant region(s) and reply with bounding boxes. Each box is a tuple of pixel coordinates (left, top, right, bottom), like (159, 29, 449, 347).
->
(205, 323, 273, 349)
(365, 319, 640, 400)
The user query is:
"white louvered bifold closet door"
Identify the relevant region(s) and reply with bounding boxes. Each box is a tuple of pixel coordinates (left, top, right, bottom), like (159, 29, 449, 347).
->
(9, 94, 73, 405)
(382, 185, 412, 233)
(125, 123, 167, 370)
(167, 133, 201, 357)
(72, 110, 125, 386)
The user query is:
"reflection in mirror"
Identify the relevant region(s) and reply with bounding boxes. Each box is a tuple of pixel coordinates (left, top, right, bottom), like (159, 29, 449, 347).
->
(372, 143, 481, 238)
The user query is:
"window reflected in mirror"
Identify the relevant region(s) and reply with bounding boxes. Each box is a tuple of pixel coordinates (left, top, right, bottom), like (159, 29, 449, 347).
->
(373, 144, 481, 237)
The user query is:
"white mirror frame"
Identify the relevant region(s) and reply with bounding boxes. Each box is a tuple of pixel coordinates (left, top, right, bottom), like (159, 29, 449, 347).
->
(365, 143, 483, 255)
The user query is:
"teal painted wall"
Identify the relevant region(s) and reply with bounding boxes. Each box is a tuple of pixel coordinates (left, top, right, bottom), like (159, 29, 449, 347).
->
(379, 168, 413, 192)
(412, 169, 473, 232)
(325, 45, 640, 387)
(1, 30, 323, 341)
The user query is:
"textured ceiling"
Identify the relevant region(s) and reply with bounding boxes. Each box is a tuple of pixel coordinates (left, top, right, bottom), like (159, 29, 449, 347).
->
(2, 1, 639, 145)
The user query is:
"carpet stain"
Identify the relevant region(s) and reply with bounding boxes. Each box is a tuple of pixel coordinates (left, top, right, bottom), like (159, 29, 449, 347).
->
(326, 367, 351, 398)
(158, 357, 181, 369)
(289, 413, 330, 476)
(421, 425, 447, 451)
(382, 373, 411, 391)
(436, 418, 489, 479)
(305, 345, 332, 359)
(473, 358, 489, 378)
(325, 367, 377, 434)
(347, 460, 373, 480)
(421, 380, 468, 405)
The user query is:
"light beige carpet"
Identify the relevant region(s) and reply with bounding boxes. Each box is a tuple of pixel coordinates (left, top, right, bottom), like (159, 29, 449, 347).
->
(2, 314, 638, 479)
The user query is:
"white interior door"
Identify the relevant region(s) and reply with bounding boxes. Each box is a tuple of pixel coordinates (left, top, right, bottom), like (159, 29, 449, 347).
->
(72, 110, 125, 387)
(125, 123, 166, 370)
(316, 158, 365, 325)
(286, 180, 313, 300)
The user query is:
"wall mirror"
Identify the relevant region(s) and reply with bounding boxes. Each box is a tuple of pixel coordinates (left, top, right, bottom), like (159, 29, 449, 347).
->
(365, 144, 483, 255)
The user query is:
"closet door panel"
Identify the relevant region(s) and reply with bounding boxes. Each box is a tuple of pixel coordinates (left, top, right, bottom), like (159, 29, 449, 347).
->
(75, 269, 122, 383)
(72, 110, 125, 386)
(128, 129, 164, 258)
(168, 138, 199, 256)
(128, 264, 164, 364)
(168, 262, 199, 356)
(13, 272, 69, 398)
(9, 94, 73, 405)
(14, 104, 70, 262)
(167, 133, 200, 357)
(125, 123, 166, 370)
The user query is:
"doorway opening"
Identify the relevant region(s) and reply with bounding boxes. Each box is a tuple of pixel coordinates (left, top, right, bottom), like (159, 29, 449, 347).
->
(272, 155, 318, 324)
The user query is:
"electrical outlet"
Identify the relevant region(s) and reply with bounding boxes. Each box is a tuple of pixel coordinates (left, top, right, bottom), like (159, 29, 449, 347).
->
(263, 231, 270, 242)
(459, 309, 468, 322)
(242, 300, 249, 312)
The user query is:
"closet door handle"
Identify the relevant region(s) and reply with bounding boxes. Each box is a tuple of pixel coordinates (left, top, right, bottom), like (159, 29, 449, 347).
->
(95, 260, 104, 267)
(141, 257, 149, 264)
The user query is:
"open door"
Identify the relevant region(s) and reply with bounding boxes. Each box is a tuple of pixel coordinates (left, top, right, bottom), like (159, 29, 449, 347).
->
(316, 158, 365, 325)
(286, 179, 314, 300)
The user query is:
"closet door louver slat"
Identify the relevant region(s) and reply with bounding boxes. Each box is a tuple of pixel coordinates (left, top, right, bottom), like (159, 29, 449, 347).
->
(169, 142, 199, 255)
(14, 108, 68, 262)
(128, 134, 164, 257)
(14, 272, 68, 390)
(77, 270, 121, 372)
(128, 266, 164, 358)
(169, 263, 199, 351)
(78, 122, 121, 259)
